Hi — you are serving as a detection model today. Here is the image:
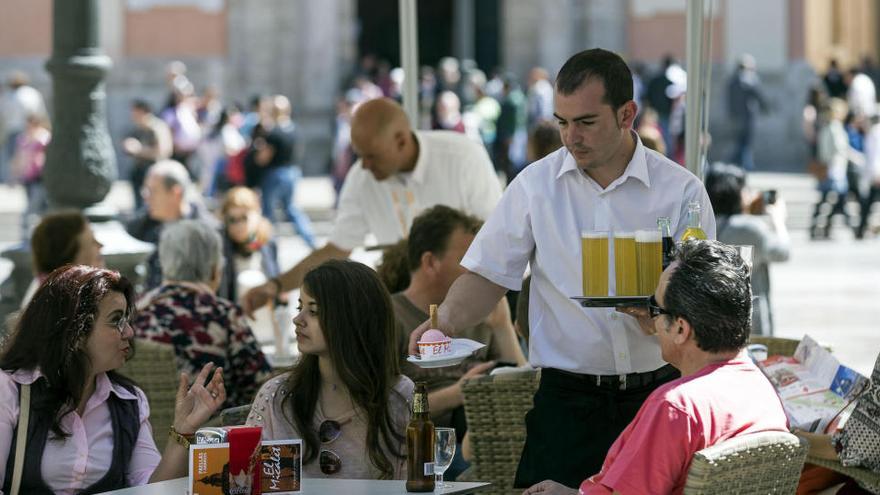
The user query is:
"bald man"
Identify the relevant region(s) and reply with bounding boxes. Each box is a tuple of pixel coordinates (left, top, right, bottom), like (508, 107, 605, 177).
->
(243, 98, 502, 314)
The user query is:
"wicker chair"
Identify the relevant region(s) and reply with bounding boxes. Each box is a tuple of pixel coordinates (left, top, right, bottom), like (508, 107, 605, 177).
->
(747, 335, 833, 357)
(119, 339, 179, 450)
(683, 431, 809, 494)
(220, 405, 252, 427)
(460, 370, 540, 495)
(747, 336, 802, 357)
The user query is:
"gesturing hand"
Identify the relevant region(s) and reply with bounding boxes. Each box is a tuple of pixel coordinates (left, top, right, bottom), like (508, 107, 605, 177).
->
(173, 363, 226, 435)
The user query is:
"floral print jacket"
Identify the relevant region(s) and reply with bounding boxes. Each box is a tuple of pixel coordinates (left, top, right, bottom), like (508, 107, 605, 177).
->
(134, 283, 272, 409)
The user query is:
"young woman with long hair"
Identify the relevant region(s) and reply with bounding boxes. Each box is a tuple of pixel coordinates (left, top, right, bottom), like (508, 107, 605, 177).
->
(247, 260, 412, 479)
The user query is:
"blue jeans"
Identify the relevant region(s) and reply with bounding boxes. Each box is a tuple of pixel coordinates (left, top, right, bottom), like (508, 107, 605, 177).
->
(260, 166, 317, 249)
(731, 122, 756, 171)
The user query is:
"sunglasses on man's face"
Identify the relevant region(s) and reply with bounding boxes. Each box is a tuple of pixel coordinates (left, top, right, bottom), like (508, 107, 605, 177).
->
(319, 419, 342, 475)
(648, 295, 670, 319)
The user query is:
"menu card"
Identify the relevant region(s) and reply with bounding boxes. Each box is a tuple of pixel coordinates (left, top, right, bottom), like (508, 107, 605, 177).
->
(755, 335, 868, 432)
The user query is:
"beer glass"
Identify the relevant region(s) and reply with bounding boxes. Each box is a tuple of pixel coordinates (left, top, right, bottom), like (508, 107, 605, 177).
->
(581, 231, 609, 296)
(434, 428, 456, 489)
(636, 230, 662, 296)
(613, 232, 639, 296)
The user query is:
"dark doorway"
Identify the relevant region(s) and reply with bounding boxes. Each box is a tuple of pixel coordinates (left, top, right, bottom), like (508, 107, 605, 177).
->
(356, 0, 499, 72)
(474, 0, 500, 72)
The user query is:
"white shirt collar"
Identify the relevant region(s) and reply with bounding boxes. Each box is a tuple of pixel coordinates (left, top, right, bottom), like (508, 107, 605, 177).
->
(555, 132, 652, 189)
(406, 131, 428, 185)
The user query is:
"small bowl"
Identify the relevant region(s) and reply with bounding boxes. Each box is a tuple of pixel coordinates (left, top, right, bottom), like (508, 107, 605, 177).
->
(418, 339, 451, 359)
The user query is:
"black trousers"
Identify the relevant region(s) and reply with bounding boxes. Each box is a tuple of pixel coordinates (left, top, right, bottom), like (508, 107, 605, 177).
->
(513, 365, 680, 489)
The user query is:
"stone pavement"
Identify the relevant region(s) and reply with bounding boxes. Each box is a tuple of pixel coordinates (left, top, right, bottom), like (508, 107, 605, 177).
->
(1, 171, 878, 375)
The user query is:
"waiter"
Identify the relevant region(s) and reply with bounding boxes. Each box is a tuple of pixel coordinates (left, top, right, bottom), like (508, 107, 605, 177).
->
(408, 48, 716, 489)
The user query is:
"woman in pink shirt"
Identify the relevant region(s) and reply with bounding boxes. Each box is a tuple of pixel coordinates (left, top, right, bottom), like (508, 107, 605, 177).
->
(247, 260, 413, 480)
(0, 265, 226, 494)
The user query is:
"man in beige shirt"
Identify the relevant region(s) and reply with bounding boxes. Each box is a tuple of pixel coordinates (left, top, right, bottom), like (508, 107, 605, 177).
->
(387, 205, 526, 434)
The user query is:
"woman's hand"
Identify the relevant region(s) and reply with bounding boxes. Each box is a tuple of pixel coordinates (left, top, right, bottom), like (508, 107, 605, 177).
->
(172, 363, 226, 435)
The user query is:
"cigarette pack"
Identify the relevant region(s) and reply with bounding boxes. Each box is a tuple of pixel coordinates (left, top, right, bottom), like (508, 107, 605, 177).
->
(260, 439, 303, 493)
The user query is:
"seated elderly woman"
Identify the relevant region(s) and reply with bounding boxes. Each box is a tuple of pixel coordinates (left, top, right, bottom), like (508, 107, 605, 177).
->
(0, 265, 225, 493)
(134, 220, 271, 409)
(20, 210, 104, 308)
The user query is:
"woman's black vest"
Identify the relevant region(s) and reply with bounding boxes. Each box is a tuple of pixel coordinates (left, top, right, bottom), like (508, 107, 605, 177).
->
(2, 378, 140, 494)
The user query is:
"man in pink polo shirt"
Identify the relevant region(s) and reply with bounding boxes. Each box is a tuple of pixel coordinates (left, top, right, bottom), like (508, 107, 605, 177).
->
(523, 240, 788, 495)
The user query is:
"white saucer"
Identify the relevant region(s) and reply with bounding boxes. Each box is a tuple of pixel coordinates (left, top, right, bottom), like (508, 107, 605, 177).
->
(406, 338, 486, 369)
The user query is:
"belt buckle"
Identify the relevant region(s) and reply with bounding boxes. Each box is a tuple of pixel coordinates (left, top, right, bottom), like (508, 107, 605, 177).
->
(595, 375, 602, 387)
(619, 373, 627, 391)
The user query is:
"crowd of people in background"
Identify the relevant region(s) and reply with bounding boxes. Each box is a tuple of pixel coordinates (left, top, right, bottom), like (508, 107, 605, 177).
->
(805, 56, 880, 240)
(0, 52, 877, 246)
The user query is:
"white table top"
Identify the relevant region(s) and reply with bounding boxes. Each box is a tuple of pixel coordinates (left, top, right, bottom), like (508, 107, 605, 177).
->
(98, 477, 491, 494)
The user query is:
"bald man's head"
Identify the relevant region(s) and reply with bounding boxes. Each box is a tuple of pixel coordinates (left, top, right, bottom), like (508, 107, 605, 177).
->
(351, 98, 416, 180)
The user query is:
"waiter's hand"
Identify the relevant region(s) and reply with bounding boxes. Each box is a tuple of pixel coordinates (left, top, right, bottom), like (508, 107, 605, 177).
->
(617, 306, 656, 336)
(408, 317, 457, 356)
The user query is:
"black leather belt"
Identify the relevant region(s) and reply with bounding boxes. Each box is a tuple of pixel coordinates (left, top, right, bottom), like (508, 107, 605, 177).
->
(544, 364, 679, 391)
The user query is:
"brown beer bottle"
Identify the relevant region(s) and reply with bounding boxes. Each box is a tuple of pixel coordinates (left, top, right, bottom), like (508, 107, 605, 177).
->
(406, 382, 435, 492)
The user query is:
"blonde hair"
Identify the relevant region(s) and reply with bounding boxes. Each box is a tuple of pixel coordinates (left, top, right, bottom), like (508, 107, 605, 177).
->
(221, 187, 273, 246)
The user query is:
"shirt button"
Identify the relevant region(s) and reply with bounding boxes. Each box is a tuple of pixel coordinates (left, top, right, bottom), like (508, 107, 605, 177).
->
(619, 352, 626, 359)
(610, 313, 618, 320)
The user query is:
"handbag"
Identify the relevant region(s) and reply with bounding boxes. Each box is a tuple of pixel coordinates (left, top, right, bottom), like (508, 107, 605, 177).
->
(10, 383, 31, 495)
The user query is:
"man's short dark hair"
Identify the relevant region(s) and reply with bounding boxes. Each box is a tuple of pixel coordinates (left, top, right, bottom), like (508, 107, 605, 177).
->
(555, 48, 634, 110)
(407, 205, 482, 272)
(131, 99, 153, 114)
(705, 163, 746, 216)
(664, 240, 752, 353)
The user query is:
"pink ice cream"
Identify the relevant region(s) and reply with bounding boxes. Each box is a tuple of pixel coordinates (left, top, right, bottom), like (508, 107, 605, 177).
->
(420, 329, 450, 343)
(418, 329, 452, 357)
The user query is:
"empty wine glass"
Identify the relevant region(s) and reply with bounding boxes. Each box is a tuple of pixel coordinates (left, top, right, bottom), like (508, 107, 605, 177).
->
(434, 427, 456, 489)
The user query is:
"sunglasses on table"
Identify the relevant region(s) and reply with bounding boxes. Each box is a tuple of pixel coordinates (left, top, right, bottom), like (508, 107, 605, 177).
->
(648, 295, 670, 319)
(319, 419, 342, 475)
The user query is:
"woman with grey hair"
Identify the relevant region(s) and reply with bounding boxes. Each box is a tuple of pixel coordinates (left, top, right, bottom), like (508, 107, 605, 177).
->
(133, 220, 271, 409)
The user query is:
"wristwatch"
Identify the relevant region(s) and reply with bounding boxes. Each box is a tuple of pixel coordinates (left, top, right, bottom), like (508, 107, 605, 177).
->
(169, 426, 196, 448)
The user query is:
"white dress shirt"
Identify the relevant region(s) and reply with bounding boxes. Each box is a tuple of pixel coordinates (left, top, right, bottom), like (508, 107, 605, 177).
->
(329, 130, 502, 250)
(461, 136, 716, 375)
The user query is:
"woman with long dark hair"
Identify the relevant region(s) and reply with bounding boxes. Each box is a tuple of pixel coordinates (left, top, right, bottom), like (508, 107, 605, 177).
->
(0, 265, 225, 493)
(247, 260, 412, 479)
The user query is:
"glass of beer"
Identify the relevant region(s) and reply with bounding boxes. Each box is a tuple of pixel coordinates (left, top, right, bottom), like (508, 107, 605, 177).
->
(636, 230, 662, 296)
(613, 232, 639, 296)
(581, 231, 609, 296)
